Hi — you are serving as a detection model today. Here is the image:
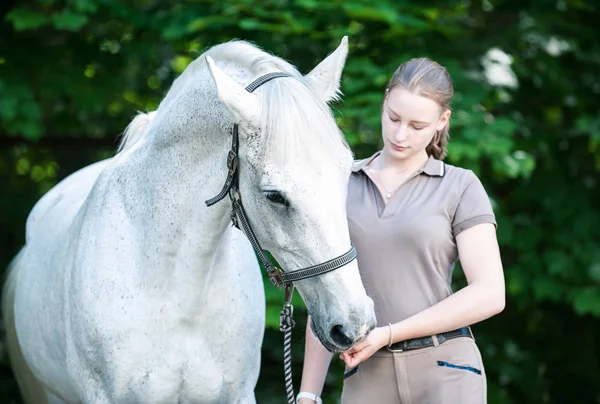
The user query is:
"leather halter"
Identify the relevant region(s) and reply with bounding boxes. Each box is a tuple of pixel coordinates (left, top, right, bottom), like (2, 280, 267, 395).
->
(205, 72, 357, 289)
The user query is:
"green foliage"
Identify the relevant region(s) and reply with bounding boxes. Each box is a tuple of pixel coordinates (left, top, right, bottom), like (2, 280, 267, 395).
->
(1, 0, 599, 403)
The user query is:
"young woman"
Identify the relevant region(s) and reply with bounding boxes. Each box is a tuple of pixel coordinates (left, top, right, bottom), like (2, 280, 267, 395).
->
(296, 58, 505, 404)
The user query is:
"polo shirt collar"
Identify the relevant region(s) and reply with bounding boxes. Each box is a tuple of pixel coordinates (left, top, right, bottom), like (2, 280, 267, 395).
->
(421, 155, 446, 177)
(351, 150, 445, 177)
(351, 151, 380, 173)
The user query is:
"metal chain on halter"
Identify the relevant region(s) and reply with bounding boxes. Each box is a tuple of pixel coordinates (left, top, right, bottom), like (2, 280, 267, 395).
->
(280, 284, 296, 404)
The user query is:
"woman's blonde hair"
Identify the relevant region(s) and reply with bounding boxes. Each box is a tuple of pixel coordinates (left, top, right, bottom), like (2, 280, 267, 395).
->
(385, 57, 454, 160)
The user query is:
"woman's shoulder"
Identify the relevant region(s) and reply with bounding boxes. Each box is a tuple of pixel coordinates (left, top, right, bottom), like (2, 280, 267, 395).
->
(349, 160, 367, 187)
(442, 161, 496, 231)
(442, 161, 494, 216)
(349, 155, 376, 184)
(441, 161, 482, 188)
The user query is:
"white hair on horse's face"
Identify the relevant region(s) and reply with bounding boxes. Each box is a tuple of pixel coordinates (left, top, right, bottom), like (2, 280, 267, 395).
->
(257, 76, 351, 167)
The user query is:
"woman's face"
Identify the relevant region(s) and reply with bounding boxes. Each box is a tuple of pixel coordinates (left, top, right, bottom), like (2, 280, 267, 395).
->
(381, 87, 450, 161)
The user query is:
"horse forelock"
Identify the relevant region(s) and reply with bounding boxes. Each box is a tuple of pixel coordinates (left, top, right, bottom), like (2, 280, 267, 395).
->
(257, 78, 351, 169)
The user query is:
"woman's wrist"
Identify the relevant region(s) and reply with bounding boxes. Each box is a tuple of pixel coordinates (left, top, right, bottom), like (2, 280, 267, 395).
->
(297, 391, 322, 404)
(372, 325, 392, 349)
(385, 321, 408, 347)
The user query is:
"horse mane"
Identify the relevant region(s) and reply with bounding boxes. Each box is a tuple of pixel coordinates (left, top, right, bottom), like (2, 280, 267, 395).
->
(117, 40, 349, 159)
(117, 110, 156, 153)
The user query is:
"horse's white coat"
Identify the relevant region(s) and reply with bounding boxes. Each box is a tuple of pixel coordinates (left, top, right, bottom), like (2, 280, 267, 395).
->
(3, 38, 376, 403)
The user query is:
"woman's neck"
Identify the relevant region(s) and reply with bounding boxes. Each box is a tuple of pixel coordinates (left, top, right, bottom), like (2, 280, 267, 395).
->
(376, 148, 429, 175)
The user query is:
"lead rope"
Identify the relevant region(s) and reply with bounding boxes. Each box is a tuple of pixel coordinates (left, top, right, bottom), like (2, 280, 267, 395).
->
(280, 285, 296, 404)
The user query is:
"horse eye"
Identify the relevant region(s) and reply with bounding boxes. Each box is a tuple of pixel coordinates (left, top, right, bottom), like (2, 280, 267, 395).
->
(264, 191, 289, 207)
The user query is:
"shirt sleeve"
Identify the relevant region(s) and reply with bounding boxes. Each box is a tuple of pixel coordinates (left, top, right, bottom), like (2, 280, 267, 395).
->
(452, 172, 497, 237)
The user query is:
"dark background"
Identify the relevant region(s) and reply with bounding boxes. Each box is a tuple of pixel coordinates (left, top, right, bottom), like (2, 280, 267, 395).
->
(1, 0, 599, 403)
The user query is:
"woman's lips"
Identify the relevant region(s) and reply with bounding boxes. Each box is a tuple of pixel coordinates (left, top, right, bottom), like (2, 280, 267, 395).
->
(391, 143, 407, 152)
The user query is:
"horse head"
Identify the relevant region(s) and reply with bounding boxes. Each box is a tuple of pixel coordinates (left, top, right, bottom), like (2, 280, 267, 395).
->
(207, 38, 376, 352)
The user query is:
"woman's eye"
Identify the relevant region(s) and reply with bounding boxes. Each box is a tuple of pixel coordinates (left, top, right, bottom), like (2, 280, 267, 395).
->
(264, 191, 289, 207)
(413, 126, 425, 130)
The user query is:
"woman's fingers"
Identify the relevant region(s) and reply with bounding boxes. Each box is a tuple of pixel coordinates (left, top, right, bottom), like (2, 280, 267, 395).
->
(347, 350, 366, 367)
(340, 346, 369, 368)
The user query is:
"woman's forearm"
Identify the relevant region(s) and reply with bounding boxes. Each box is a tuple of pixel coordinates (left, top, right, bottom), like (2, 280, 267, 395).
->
(298, 316, 334, 402)
(391, 281, 505, 343)
(339, 280, 505, 370)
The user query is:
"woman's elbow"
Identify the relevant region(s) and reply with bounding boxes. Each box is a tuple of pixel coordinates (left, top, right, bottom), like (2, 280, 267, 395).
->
(487, 286, 506, 316)
(476, 280, 505, 317)
(491, 293, 506, 315)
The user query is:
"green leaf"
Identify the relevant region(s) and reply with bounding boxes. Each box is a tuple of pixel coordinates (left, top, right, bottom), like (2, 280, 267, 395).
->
(187, 15, 230, 32)
(239, 18, 260, 30)
(532, 277, 564, 302)
(589, 263, 600, 284)
(51, 10, 88, 31)
(68, 0, 98, 13)
(6, 8, 49, 31)
(571, 287, 600, 316)
(342, 4, 400, 24)
(171, 56, 193, 74)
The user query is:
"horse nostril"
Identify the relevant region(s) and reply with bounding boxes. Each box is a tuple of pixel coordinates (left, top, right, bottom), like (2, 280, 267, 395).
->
(330, 325, 353, 347)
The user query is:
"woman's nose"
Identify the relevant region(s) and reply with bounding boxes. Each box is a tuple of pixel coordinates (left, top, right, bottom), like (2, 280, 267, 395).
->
(394, 125, 408, 141)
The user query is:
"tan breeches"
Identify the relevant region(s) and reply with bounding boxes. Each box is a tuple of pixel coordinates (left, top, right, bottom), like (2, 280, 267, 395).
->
(341, 337, 486, 404)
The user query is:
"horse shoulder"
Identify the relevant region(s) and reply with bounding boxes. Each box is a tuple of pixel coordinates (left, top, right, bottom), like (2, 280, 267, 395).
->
(25, 159, 112, 244)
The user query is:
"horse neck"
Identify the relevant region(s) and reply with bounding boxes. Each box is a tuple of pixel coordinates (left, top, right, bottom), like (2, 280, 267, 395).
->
(123, 74, 247, 290)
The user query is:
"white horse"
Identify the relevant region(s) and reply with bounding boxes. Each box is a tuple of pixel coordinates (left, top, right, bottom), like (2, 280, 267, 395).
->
(2, 37, 376, 403)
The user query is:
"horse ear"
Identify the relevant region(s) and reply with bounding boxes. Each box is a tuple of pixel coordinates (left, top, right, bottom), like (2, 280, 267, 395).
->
(206, 56, 258, 124)
(305, 36, 349, 103)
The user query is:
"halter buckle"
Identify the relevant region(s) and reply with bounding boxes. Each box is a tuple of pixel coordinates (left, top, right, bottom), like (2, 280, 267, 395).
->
(268, 267, 286, 288)
(227, 150, 237, 174)
(229, 187, 241, 202)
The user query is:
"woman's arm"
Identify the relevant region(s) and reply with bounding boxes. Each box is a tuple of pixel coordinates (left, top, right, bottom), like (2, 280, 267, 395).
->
(297, 316, 334, 403)
(341, 222, 505, 368)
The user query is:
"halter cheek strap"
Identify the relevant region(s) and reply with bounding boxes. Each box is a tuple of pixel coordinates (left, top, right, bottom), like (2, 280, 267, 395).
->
(205, 72, 289, 208)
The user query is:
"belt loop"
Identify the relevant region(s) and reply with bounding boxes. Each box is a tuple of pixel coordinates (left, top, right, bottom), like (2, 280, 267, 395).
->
(432, 334, 440, 347)
(468, 326, 475, 341)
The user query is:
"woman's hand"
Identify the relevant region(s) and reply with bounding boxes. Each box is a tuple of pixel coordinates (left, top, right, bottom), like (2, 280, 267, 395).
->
(339, 326, 389, 368)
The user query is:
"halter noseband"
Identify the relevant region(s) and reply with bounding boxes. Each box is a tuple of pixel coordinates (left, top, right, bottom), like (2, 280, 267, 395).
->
(205, 72, 357, 289)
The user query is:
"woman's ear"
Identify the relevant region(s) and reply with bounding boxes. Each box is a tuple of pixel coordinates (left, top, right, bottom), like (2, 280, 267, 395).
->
(437, 109, 451, 131)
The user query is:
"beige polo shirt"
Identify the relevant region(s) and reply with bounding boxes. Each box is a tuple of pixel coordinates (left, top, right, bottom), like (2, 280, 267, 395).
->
(348, 151, 497, 327)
